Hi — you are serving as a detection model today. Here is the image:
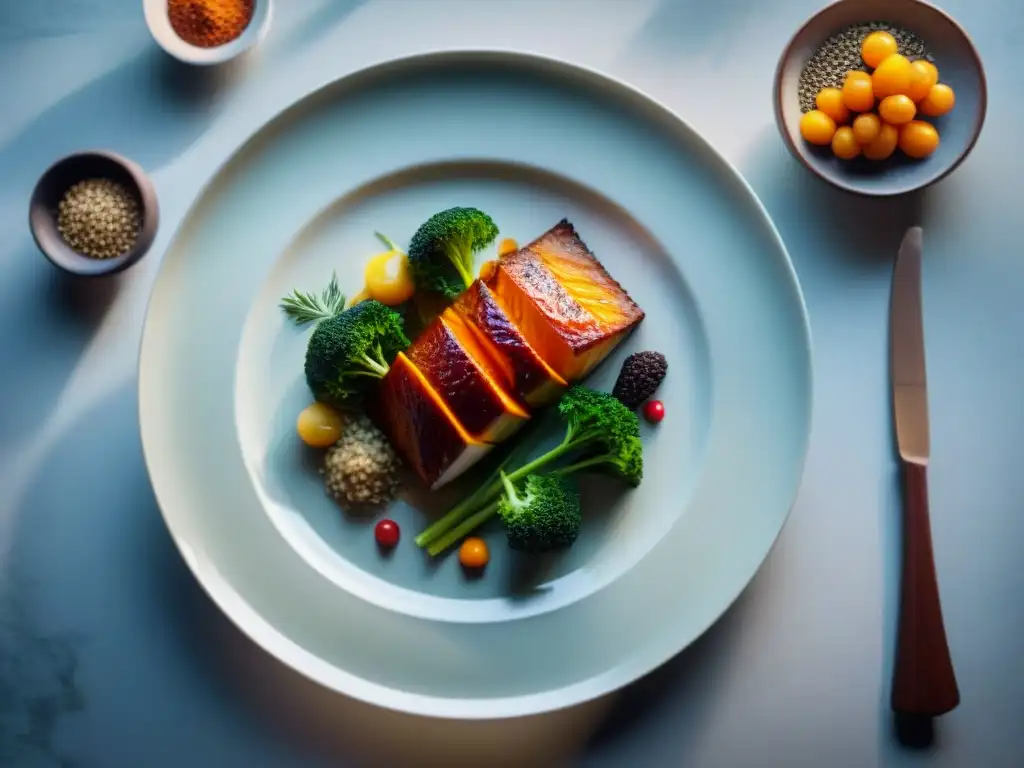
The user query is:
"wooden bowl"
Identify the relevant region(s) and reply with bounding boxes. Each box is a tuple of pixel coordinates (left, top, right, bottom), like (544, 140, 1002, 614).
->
(774, 0, 987, 196)
(29, 151, 160, 277)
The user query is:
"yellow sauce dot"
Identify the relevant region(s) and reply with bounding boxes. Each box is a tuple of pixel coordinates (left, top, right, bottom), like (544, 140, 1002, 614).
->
(297, 402, 345, 448)
(497, 238, 518, 257)
(479, 259, 497, 281)
(347, 288, 371, 308)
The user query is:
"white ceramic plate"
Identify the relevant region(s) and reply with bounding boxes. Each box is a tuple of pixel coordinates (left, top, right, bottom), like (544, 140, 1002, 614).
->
(139, 51, 812, 719)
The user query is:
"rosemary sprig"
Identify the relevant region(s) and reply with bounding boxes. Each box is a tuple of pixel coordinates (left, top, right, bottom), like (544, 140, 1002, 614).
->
(280, 272, 346, 326)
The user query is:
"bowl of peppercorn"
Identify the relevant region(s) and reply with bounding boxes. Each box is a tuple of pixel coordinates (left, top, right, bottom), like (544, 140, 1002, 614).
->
(774, 0, 986, 196)
(144, 0, 272, 66)
(29, 150, 160, 277)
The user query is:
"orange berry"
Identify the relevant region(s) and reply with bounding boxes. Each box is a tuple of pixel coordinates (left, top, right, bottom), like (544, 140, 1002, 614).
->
(919, 83, 956, 117)
(816, 87, 851, 124)
(831, 126, 861, 160)
(458, 537, 490, 569)
(906, 60, 939, 102)
(296, 402, 345, 448)
(861, 31, 898, 69)
(799, 110, 837, 146)
(841, 71, 875, 113)
(872, 54, 913, 98)
(878, 94, 917, 125)
(899, 120, 940, 159)
(852, 112, 882, 144)
(862, 122, 900, 161)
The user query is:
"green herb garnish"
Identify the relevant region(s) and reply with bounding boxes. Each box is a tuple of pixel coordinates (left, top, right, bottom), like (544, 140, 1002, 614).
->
(280, 272, 346, 326)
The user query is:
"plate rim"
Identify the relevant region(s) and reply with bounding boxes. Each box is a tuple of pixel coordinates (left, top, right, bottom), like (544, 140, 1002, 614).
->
(137, 47, 814, 719)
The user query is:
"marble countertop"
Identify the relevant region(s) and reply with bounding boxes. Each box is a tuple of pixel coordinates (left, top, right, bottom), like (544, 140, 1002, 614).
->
(1, 1, 1022, 766)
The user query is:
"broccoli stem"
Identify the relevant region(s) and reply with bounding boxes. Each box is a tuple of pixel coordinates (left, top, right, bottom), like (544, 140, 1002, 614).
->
(413, 445, 527, 547)
(356, 344, 390, 378)
(426, 499, 501, 557)
(551, 454, 611, 476)
(449, 244, 475, 289)
(416, 431, 589, 551)
(499, 471, 522, 511)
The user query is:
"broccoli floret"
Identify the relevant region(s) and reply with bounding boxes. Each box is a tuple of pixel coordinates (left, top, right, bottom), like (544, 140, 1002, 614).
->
(497, 473, 582, 553)
(304, 300, 409, 404)
(407, 207, 499, 299)
(418, 386, 643, 555)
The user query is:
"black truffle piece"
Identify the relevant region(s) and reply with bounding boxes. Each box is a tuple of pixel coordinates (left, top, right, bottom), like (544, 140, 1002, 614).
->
(612, 351, 668, 409)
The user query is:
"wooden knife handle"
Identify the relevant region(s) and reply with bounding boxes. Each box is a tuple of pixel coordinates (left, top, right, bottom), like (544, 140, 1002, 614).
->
(892, 462, 960, 717)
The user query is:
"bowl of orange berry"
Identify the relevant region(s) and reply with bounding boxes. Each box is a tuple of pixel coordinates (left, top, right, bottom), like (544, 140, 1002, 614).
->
(774, 0, 986, 196)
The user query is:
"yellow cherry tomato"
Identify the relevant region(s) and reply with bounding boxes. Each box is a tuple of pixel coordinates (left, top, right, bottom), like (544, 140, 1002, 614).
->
(497, 237, 519, 257)
(852, 112, 882, 144)
(899, 120, 940, 159)
(878, 94, 917, 125)
(841, 71, 875, 113)
(297, 402, 345, 448)
(862, 122, 900, 161)
(459, 537, 490, 569)
(906, 60, 939, 102)
(815, 87, 850, 124)
(831, 126, 861, 160)
(364, 248, 415, 306)
(871, 54, 913, 99)
(918, 83, 955, 117)
(861, 31, 898, 69)
(799, 110, 837, 146)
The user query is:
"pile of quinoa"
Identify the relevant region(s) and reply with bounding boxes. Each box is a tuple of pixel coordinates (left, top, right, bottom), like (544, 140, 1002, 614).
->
(321, 413, 402, 508)
(798, 22, 934, 113)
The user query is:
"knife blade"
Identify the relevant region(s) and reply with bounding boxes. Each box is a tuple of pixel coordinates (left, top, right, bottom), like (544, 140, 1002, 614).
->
(891, 226, 929, 465)
(889, 226, 960, 719)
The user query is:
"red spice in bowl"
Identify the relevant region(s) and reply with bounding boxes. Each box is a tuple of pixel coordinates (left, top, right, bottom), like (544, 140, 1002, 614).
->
(168, 0, 255, 48)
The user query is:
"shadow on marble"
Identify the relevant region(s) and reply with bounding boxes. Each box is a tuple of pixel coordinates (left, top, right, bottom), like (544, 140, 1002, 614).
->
(0, 43, 245, 219)
(0, 252, 120, 447)
(266, 0, 370, 59)
(630, 0, 811, 56)
(738, 124, 926, 284)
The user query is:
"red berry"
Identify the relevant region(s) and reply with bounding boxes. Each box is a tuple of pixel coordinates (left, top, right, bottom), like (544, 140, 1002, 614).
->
(374, 519, 400, 548)
(643, 400, 665, 424)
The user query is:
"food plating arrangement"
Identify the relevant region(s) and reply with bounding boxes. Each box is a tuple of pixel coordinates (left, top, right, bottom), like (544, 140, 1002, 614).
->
(283, 209, 666, 574)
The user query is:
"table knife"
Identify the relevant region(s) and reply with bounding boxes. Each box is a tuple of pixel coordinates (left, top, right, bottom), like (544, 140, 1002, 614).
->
(889, 226, 960, 718)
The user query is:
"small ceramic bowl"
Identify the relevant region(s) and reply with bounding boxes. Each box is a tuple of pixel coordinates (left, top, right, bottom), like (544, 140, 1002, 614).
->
(144, 0, 273, 66)
(29, 151, 160, 277)
(774, 0, 986, 196)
